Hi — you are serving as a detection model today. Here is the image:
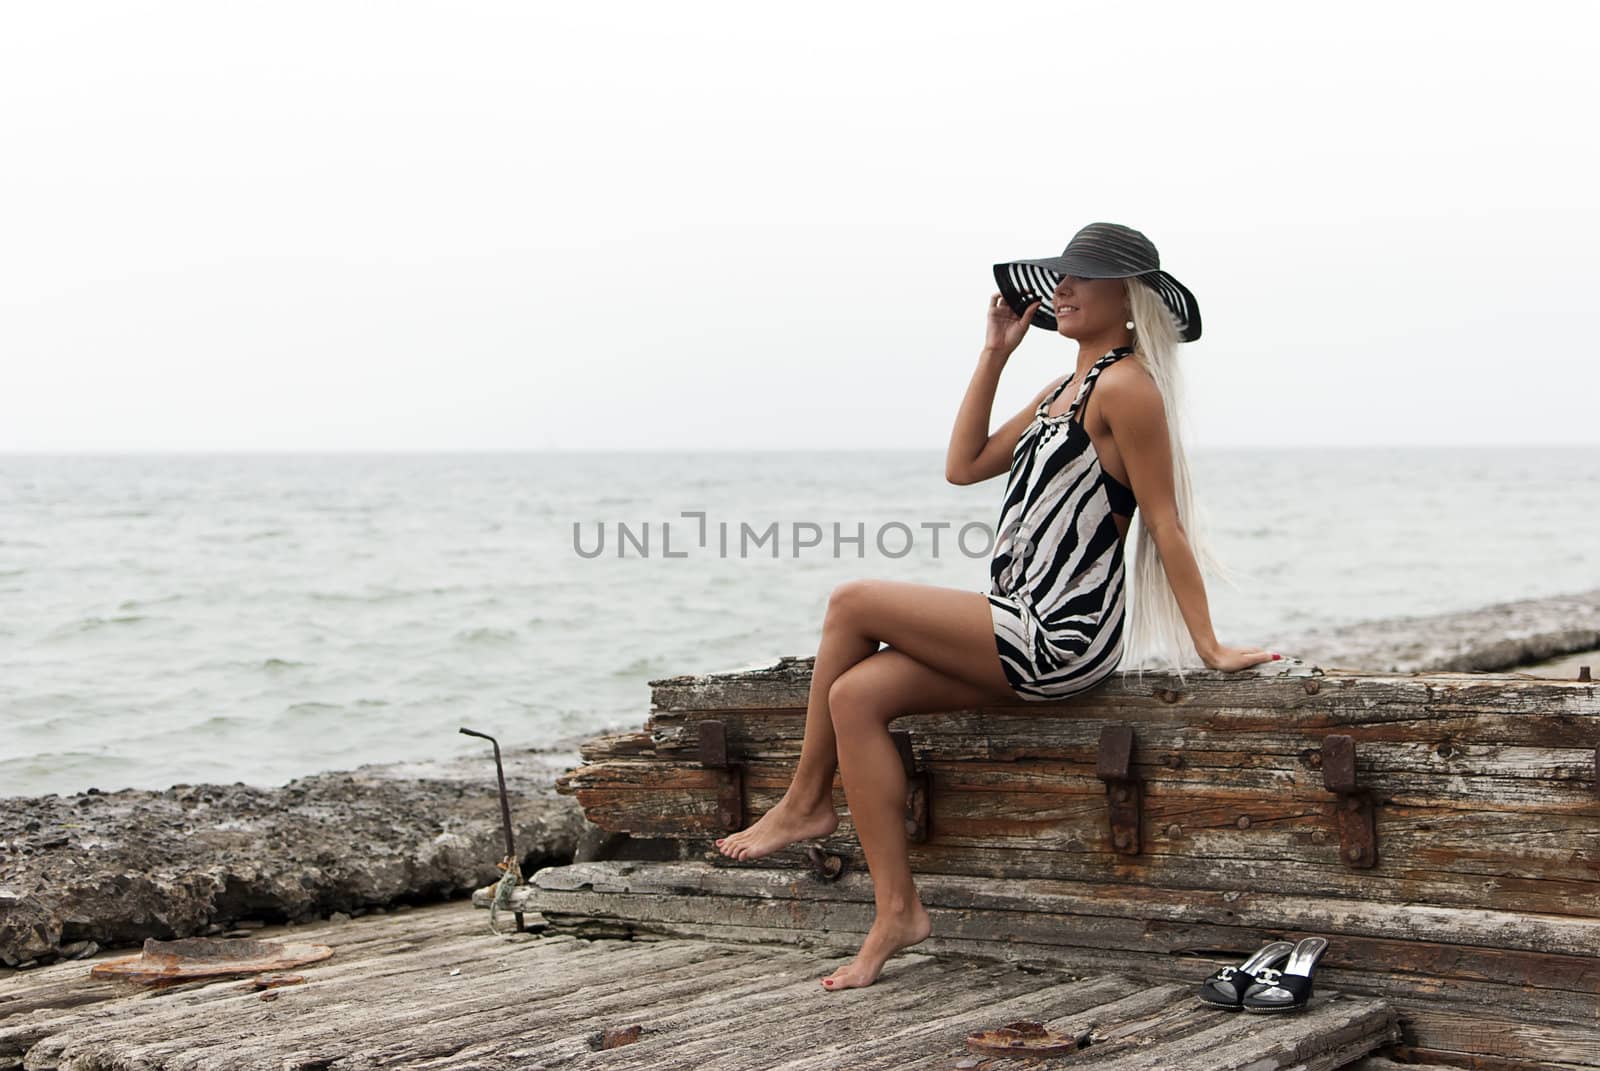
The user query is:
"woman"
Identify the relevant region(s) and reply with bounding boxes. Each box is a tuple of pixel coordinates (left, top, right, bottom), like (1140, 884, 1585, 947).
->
(715, 222, 1277, 991)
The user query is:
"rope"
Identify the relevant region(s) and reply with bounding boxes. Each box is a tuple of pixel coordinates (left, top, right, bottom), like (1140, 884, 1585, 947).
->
(487, 854, 524, 937)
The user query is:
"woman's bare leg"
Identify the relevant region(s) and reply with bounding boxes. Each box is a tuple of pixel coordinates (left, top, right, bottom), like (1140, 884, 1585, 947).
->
(716, 576, 1020, 989)
(717, 579, 1015, 862)
(821, 625, 1013, 991)
(714, 586, 878, 859)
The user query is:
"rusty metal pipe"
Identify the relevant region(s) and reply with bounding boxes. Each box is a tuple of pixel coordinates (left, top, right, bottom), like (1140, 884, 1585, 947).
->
(459, 727, 524, 932)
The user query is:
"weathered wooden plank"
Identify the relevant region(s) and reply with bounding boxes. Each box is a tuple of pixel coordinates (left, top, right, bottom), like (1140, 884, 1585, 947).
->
(578, 729, 656, 762)
(638, 718, 1600, 797)
(509, 861, 1600, 960)
(563, 754, 1600, 826)
(643, 688, 1600, 749)
(506, 864, 1599, 997)
(526, 911, 1599, 1069)
(645, 661, 1600, 728)
(1084, 994, 1397, 1071)
(525, 969, 1126, 1071)
(565, 746, 1600, 806)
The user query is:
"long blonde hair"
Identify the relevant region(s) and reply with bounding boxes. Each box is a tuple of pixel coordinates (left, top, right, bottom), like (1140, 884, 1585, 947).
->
(1116, 278, 1237, 681)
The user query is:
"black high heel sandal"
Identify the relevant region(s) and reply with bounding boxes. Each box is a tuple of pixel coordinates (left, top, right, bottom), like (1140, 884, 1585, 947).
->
(1242, 936, 1329, 1013)
(1196, 940, 1295, 1009)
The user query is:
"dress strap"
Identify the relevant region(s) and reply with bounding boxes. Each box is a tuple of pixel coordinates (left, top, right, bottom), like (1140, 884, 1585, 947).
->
(1038, 375, 1076, 415)
(1065, 346, 1134, 423)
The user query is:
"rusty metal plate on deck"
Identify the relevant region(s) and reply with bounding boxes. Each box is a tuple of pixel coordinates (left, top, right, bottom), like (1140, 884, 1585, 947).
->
(965, 1019, 1091, 1056)
(89, 937, 334, 985)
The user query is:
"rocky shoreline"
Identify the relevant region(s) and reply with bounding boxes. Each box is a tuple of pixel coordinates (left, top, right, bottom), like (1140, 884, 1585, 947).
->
(1270, 585, 1600, 674)
(4, 586, 1597, 973)
(0, 744, 592, 969)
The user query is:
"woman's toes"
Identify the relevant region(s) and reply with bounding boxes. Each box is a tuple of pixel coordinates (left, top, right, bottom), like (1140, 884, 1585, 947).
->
(820, 964, 872, 990)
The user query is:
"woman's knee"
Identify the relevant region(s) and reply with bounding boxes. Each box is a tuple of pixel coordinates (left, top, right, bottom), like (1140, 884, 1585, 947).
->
(824, 578, 881, 628)
(828, 668, 885, 734)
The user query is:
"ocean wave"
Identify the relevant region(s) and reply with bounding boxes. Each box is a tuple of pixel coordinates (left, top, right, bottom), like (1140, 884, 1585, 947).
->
(49, 614, 149, 637)
(118, 594, 183, 611)
(285, 701, 343, 715)
(308, 585, 470, 604)
(454, 626, 519, 644)
(610, 655, 671, 677)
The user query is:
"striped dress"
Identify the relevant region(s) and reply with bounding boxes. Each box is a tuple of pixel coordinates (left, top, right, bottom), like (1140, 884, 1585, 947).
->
(988, 345, 1137, 700)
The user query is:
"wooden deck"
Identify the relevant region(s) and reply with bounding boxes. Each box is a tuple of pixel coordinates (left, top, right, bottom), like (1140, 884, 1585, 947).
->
(531, 656, 1600, 1069)
(0, 901, 1400, 1070)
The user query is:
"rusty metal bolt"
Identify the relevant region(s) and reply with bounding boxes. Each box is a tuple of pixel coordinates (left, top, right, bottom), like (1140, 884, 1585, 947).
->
(1580, 665, 1592, 683)
(1166, 753, 1184, 769)
(601, 1025, 643, 1050)
(1236, 815, 1251, 830)
(1303, 679, 1321, 696)
(1165, 824, 1182, 838)
(1312, 830, 1329, 844)
(1114, 831, 1132, 850)
(1114, 787, 1130, 803)
(1345, 845, 1365, 863)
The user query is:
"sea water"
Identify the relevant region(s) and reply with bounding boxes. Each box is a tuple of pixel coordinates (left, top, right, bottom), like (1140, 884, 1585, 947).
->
(2, 448, 1597, 797)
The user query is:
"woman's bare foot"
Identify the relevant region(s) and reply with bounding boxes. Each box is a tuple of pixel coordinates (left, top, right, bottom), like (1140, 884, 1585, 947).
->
(714, 796, 839, 861)
(819, 902, 932, 990)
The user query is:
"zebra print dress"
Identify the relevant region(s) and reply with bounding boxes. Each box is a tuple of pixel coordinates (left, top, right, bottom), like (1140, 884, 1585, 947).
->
(988, 345, 1136, 700)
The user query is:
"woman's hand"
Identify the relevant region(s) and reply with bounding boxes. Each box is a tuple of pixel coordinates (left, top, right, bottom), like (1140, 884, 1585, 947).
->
(1202, 643, 1280, 672)
(985, 292, 1040, 355)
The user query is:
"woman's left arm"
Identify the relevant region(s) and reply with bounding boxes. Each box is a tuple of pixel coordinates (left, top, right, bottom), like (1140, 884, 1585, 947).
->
(1100, 372, 1276, 673)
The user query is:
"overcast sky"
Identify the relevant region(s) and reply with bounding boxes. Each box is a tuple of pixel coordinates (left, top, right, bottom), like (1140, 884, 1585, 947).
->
(3, 1, 1595, 451)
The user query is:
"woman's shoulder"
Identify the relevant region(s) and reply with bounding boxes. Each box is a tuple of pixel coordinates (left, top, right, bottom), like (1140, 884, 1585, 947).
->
(1097, 355, 1158, 396)
(1095, 357, 1164, 419)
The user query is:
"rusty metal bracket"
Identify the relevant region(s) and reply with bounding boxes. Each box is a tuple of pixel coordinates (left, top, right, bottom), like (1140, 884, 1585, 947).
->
(1584, 666, 1598, 798)
(697, 720, 745, 833)
(1322, 734, 1377, 868)
(1096, 725, 1141, 856)
(805, 843, 845, 881)
(890, 729, 931, 843)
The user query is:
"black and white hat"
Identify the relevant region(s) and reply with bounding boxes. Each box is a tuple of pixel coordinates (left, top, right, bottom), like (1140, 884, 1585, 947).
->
(993, 222, 1202, 342)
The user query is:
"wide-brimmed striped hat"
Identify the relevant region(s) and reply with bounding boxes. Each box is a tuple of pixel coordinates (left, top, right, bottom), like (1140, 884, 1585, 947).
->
(993, 222, 1202, 342)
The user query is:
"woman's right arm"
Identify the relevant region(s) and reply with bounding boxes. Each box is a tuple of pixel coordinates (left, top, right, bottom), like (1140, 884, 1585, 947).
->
(945, 293, 1054, 486)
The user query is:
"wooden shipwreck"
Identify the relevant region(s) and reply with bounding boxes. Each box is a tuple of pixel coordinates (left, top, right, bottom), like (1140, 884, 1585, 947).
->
(484, 655, 1600, 1070)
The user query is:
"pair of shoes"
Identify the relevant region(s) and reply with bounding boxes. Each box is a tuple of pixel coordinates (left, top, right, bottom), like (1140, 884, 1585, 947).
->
(1196, 936, 1329, 1013)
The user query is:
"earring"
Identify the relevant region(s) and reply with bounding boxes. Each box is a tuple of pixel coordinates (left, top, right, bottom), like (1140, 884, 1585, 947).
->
(1124, 319, 1135, 330)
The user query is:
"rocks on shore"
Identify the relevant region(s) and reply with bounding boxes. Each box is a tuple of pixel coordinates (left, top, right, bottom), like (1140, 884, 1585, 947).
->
(1271, 586, 1600, 674)
(0, 745, 590, 969)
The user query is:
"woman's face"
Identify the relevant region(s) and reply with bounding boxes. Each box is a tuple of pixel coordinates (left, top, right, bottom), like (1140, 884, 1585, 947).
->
(1050, 275, 1129, 338)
